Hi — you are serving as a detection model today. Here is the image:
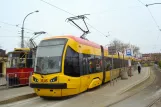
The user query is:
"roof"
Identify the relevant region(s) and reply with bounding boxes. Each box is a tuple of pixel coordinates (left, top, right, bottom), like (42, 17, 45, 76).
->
(44, 35, 108, 50)
(14, 48, 30, 51)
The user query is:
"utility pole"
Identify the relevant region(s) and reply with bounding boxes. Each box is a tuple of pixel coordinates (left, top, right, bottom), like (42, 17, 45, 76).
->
(21, 10, 39, 48)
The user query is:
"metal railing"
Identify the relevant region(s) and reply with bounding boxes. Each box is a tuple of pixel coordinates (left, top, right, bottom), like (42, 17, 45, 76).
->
(6, 72, 32, 88)
(0, 72, 32, 89)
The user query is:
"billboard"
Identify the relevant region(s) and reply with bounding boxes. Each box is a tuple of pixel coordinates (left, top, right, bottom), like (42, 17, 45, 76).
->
(108, 46, 116, 55)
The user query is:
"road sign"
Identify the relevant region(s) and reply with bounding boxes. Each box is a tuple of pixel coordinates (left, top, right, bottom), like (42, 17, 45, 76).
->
(126, 48, 133, 56)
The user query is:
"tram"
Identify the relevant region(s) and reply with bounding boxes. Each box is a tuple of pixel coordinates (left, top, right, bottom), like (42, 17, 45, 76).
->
(6, 48, 34, 86)
(30, 35, 132, 97)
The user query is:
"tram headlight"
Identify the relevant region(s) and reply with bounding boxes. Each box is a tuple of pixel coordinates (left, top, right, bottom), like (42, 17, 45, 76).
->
(33, 77, 38, 82)
(50, 77, 57, 82)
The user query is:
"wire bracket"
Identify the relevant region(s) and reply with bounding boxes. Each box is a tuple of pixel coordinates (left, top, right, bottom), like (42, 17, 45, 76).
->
(66, 14, 90, 39)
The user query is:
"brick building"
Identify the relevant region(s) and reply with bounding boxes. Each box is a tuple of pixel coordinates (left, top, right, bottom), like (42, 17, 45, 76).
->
(142, 53, 161, 61)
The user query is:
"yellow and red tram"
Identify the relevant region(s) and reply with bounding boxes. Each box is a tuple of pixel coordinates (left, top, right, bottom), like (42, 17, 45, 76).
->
(6, 48, 34, 86)
(30, 35, 132, 97)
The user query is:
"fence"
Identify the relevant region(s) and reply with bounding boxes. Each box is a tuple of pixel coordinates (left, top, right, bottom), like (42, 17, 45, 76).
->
(0, 72, 32, 89)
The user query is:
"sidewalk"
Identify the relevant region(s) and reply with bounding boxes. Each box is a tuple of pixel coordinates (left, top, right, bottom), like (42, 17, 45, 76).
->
(0, 77, 6, 86)
(0, 67, 150, 105)
(0, 86, 35, 104)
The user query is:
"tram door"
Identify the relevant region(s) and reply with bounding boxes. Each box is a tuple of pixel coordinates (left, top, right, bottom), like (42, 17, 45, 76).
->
(64, 46, 81, 92)
(101, 46, 105, 83)
(80, 54, 91, 92)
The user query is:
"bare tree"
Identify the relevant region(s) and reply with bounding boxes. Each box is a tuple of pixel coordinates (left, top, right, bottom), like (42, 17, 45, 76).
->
(109, 39, 122, 52)
(132, 45, 140, 53)
(109, 39, 140, 53)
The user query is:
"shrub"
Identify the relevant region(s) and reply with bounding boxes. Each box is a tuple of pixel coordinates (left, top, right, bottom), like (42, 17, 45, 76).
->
(148, 62, 154, 66)
(143, 63, 148, 67)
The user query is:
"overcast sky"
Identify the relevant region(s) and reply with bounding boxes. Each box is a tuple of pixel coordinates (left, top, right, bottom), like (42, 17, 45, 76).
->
(0, 0, 161, 53)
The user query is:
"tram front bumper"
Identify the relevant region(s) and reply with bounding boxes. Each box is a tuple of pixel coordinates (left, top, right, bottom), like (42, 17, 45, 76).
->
(30, 83, 67, 97)
(30, 83, 67, 89)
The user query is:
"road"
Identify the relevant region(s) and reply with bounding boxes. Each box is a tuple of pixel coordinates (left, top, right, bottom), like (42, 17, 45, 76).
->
(109, 67, 161, 107)
(1, 67, 160, 107)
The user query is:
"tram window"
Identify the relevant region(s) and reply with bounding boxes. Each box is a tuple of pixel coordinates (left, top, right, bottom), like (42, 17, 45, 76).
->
(26, 52, 33, 68)
(105, 57, 112, 71)
(113, 58, 121, 69)
(119, 59, 122, 68)
(118, 59, 122, 68)
(95, 55, 101, 72)
(118, 58, 122, 68)
(124, 60, 128, 67)
(131, 60, 134, 65)
(113, 58, 116, 69)
(121, 59, 127, 67)
(82, 54, 89, 75)
(64, 46, 80, 77)
(87, 55, 95, 73)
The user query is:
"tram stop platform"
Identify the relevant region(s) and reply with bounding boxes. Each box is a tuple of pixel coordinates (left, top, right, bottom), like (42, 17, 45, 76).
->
(0, 67, 150, 105)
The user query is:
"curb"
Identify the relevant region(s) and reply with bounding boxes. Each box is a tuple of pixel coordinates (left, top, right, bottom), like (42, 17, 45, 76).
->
(118, 68, 151, 95)
(0, 93, 37, 105)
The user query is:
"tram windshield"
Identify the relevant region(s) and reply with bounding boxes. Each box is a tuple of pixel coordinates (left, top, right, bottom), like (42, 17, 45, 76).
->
(35, 38, 67, 74)
(7, 51, 27, 68)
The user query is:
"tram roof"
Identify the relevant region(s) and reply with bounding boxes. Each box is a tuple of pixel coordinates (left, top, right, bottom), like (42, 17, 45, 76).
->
(107, 54, 135, 60)
(14, 48, 30, 51)
(44, 35, 108, 51)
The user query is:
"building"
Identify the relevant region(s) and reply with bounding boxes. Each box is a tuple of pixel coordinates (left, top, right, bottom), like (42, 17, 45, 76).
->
(0, 49, 7, 76)
(142, 53, 161, 61)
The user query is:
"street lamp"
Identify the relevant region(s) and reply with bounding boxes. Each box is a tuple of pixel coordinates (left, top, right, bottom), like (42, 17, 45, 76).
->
(146, 3, 161, 7)
(21, 10, 39, 48)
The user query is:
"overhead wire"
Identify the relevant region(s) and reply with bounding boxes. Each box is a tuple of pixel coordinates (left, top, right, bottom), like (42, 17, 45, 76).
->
(137, 0, 145, 6)
(137, 0, 160, 32)
(137, 0, 161, 53)
(91, 6, 142, 15)
(0, 20, 35, 32)
(40, 0, 75, 16)
(40, 0, 108, 38)
(0, 36, 30, 38)
(146, 7, 160, 32)
(0, 25, 33, 35)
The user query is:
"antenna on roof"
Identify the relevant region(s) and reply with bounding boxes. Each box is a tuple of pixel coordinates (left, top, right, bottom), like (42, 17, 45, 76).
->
(66, 14, 90, 40)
